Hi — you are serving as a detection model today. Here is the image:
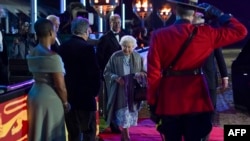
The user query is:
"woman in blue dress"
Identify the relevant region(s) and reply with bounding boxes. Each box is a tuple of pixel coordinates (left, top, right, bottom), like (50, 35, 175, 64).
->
(26, 19, 70, 141)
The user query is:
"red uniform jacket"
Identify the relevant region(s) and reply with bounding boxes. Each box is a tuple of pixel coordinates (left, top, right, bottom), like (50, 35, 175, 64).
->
(147, 18, 247, 116)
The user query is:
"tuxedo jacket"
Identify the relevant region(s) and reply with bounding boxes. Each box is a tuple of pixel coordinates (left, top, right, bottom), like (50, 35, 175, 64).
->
(96, 30, 126, 72)
(58, 35, 100, 111)
(147, 18, 247, 116)
(203, 48, 228, 90)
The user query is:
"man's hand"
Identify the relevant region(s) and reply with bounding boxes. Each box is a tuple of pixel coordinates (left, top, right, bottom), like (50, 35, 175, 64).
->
(63, 102, 71, 113)
(220, 77, 229, 93)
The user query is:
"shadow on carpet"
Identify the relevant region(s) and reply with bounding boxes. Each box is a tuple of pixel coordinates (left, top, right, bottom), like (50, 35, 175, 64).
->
(98, 119, 223, 141)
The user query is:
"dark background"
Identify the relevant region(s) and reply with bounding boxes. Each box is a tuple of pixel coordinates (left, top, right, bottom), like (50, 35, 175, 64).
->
(46, 0, 250, 23)
(42, 0, 249, 19)
(25, 0, 250, 47)
(40, 0, 250, 27)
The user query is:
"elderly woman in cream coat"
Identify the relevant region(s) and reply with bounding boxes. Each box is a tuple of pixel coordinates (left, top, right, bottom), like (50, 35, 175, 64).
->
(104, 35, 146, 141)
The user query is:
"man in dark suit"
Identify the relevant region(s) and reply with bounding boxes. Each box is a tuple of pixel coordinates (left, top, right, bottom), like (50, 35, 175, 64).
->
(203, 49, 229, 140)
(96, 14, 126, 133)
(47, 15, 61, 53)
(204, 49, 229, 109)
(97, 14, 126, 72)
(202, 49, 229, 141)
(58, 17, 100, 141)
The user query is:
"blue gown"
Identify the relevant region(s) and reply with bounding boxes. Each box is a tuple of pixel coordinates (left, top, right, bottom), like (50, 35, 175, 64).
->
(26, 45, 66, 141)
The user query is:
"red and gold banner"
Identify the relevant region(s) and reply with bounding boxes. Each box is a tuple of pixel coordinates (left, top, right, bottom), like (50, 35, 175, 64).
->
(0, 95, 28, 141)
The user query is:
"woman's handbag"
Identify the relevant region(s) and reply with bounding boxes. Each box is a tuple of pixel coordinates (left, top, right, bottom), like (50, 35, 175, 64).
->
(134, 79, 147, 101)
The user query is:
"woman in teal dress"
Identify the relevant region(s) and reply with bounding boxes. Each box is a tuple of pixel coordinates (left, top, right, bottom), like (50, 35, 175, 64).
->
(26, 19, 70, 141)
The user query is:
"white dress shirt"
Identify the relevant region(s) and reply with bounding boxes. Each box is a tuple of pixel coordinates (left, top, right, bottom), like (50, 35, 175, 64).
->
(55, 37, 61, 46)
(0, 31, 3, 52)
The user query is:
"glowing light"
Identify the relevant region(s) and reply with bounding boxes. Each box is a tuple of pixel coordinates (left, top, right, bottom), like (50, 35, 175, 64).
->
(132, 0, 153, 27)
(89, 0, 119, 18)
(157, 3, 172, 26)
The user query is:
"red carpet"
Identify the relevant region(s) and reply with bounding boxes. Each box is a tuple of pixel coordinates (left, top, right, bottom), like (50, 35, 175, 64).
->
(98, 119, 223, 141)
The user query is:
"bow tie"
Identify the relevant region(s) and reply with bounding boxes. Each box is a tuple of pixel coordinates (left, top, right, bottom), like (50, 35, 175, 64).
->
(114, 33, 119, 36)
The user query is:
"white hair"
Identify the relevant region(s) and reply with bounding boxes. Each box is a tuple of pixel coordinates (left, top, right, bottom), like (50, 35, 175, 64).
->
(119, 35, 137, 49)
(46, 15, 60, 23)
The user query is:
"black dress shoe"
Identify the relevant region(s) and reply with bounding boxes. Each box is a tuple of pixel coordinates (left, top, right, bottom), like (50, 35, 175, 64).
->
(110, 122, 121, 134)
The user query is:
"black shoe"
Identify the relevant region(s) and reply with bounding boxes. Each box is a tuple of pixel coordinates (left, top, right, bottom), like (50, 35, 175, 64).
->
(110, 122, 121, 134)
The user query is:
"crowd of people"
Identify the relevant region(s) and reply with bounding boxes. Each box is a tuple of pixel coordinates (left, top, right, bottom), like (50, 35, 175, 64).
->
(0, 0, 248, 141)
(9, 22, 37, 59)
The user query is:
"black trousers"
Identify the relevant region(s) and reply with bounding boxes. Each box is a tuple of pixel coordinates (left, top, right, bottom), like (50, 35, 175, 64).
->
(209, 89, 217, 109)
(98, 81, 107, 118)
(209, 88, 217, 123)
(159, 112, 212, 141)
(65, 109, 96, 141)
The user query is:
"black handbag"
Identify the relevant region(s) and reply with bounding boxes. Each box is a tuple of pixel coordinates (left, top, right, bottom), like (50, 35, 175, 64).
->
(134, 79, 147, 101)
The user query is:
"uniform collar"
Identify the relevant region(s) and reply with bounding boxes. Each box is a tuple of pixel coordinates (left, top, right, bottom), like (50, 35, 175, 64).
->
(174, 19, 191, 24)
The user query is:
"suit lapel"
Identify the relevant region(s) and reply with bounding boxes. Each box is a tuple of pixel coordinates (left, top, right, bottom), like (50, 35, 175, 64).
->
(108, 31, 121, 50)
